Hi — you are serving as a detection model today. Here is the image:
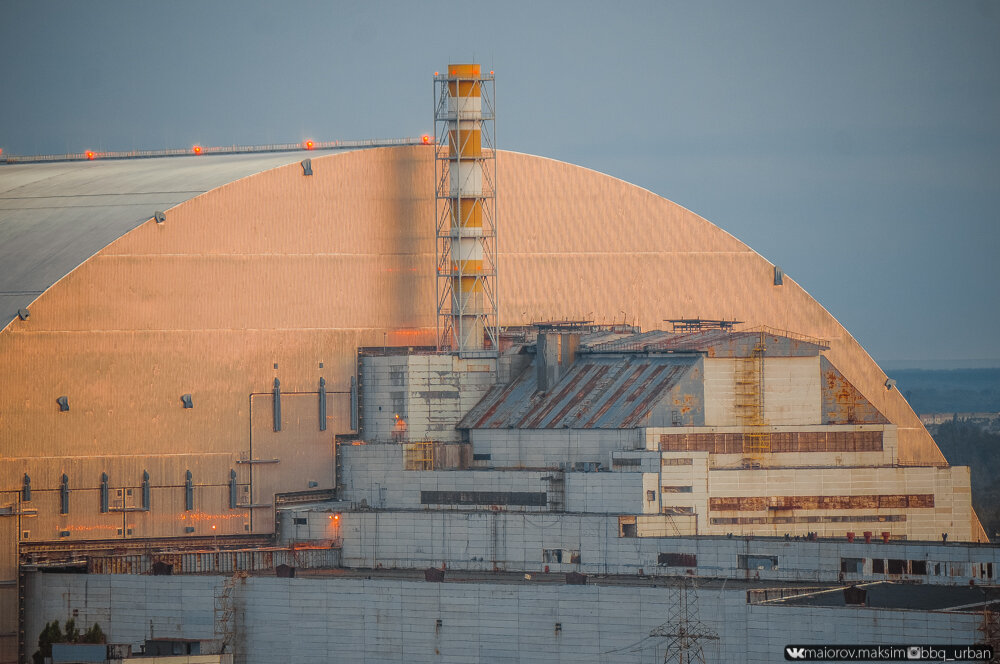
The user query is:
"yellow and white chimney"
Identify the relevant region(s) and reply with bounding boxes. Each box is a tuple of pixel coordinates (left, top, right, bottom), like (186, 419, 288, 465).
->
(434, 64, 498, 356)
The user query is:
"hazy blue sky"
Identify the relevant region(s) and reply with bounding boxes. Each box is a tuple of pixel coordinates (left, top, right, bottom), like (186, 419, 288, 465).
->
(1, 1, 997, 367)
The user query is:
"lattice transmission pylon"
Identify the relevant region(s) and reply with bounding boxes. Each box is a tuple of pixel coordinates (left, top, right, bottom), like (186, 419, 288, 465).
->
(650, 578, 719, 664)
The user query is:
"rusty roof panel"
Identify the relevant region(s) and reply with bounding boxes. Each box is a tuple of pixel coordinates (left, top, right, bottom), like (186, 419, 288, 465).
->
(461, 355, 697, 430)
(588, 329, 828, 356)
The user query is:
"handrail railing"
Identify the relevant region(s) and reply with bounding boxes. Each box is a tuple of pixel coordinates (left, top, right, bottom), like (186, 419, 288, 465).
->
(2, 136, 429, 165)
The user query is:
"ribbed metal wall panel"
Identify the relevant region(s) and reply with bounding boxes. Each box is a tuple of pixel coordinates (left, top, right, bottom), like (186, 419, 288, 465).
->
(0, 145, 980, 556)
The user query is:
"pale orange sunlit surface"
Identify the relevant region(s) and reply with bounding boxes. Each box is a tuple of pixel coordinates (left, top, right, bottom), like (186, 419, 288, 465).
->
(0, 145, 984, 547)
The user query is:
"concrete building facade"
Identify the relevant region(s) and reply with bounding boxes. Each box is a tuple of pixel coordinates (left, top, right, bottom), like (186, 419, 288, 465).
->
(0, 105, 990, 661)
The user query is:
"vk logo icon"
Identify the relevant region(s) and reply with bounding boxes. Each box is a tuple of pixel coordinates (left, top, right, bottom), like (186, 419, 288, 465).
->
(786, 647, 807, 660)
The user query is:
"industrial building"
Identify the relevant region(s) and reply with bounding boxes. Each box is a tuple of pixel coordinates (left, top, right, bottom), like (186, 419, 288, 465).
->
(0, 65, 994, 663)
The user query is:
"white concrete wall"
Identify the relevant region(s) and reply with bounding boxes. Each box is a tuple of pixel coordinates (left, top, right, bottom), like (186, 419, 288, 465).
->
(277, 507, 999, 584)
(361, 355, 495, 443)
(703, 358, 737, 426)
(764, 356, 821, 425)
(645, 424, 899, 468)
(703, 357, 821, 426)
(25, 572, 985, 664)
(338, 444, 551, 511)
(706, 465, 973, 541)
(470, 428, 643, 468)
(563, 473, 644, 513)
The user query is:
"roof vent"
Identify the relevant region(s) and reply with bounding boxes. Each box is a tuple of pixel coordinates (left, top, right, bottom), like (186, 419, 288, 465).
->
(17, 308, 29, 320)
(301, 159, 313, 176)
(884, 378, 896, 390)
(154, 211, 166, 224)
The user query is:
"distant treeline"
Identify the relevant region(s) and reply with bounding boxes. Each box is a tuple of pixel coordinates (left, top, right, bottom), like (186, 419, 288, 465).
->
(932, 422, 1000, 541)
(889, 368, 1000, 414)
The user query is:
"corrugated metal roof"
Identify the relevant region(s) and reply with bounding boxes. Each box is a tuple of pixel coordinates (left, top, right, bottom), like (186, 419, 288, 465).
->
(588, 329, 828, 356)
(0, 150, 339, 325)
(461, 354, 697, 430)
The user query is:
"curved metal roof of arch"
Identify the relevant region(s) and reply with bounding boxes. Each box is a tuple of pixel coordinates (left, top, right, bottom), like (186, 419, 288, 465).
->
(0, 146, 953, 467)
(0, 144, 981, 537)
(0, 151, 336, 324)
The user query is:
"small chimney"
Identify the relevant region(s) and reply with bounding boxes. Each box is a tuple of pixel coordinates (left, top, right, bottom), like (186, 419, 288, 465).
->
(536, 332, 579, 392)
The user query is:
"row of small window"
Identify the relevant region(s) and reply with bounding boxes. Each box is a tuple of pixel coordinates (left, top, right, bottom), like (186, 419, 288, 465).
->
(542, 549, 581, 564)
(711, 514, 907, 525)
(657, 554, 772, 570)
(656, 554, 998, 579)
(20, 470, 243, 513)
(646, 487, 693, 501)
(841, 557, 995, 578)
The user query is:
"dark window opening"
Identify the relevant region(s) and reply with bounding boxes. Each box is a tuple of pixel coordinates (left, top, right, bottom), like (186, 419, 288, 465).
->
(872, 559, 885, 574)
(910, 560, 927, 575)
(840, 557, 864, 574)
(658, 553, 697, 567)
(420, 491, 546, 507)
(887, 559, 906, 575)
(738, 555, 778, 570)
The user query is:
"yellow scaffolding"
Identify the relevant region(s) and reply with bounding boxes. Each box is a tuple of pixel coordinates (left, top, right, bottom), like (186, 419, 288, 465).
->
(404, 441, 435, 471)
(735, 331, 771, 461)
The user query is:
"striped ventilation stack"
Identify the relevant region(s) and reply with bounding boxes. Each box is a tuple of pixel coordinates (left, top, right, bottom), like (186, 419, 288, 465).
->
(433, 64, 498, 357)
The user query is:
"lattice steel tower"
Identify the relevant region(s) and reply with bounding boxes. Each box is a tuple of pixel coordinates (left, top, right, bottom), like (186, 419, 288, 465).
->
(433, 64, 498, 357)
(651, 578, 719, 664)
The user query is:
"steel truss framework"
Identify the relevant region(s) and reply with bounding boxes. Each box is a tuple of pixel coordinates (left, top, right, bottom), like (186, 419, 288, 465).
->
(433, 70, 499, 357)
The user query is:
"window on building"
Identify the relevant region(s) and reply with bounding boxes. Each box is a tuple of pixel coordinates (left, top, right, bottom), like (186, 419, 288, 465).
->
(872, 559, 885, 574)
(542, 549, 563, 563)
(662, 486, 693, 493)
(840, 558, 864, 574)
(738, 555, 778, 570)
(293, 517, 307, 525)
(658, 553, 697, 567)
(662, 458, 694, 466)
(646, 490, 656, 502)
(910, 560, 928, 575)
(887, 559, 906, 574)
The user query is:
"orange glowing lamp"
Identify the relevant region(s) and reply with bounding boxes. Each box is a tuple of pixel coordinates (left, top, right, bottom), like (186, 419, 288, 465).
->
(193, 145, 202, 155)
(85, 151, 95, 160)
(305, 140, 314, 150)
(421, 134, 431, 145)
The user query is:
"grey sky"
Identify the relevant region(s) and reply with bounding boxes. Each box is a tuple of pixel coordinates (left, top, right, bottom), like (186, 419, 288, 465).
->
(1, 0, 997, 367)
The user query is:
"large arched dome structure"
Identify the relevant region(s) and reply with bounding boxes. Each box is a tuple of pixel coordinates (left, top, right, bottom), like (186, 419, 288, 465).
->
(0, 144, 986, 660)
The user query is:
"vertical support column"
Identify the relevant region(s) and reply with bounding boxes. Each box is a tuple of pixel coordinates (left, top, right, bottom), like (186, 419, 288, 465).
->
(434, 64, 498, 357)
